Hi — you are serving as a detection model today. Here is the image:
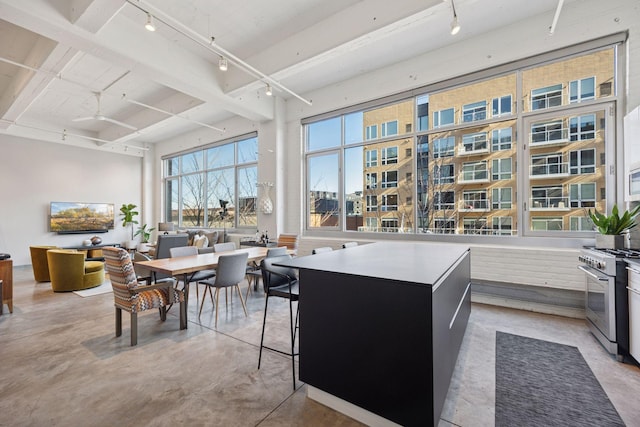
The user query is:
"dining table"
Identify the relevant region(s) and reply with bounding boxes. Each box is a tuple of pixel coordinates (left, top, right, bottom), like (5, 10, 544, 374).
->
(135, 246, 290, 327)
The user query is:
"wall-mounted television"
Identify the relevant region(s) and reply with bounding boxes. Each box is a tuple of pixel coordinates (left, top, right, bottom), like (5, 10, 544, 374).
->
(49, 202, 114, 234)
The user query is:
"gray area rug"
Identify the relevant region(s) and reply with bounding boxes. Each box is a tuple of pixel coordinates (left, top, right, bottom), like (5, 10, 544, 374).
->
(495, 332, 625, 427)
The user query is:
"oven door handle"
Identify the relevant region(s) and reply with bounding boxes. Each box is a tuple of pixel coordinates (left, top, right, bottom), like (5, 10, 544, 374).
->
(626, 266, 640, 275)
(627, 286, 640, 296)
(577, 265, 610, 281)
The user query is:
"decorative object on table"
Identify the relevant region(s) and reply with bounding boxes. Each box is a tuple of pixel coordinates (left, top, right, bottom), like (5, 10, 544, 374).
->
(119, 203, 139, 249)
(157, 222, 174, 235)
(82, 239, 92, 246)
(257, 182, 274, 214)
(90, 236, 102, 245)
(134, 224, 155, 252)
(589, 204, 640, 249)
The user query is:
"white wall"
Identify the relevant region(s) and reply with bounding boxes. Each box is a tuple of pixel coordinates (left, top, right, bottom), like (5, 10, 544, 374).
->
(0, 135, 142, 266)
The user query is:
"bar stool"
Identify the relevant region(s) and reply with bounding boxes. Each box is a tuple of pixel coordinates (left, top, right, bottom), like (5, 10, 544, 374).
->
(258, 254, 299, 390)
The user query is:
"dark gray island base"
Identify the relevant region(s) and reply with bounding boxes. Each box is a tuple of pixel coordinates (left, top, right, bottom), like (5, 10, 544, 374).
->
(277, 241, 471, 426)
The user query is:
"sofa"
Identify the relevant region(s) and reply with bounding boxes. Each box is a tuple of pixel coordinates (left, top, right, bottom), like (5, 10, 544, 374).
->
(177, 228, 226, 254)
(147, 229, 226, 258)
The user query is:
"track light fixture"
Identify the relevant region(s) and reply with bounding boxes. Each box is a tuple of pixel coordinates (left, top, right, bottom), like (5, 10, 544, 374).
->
(218, 56, 228, 71)
(450, 0, 460, 35)
(265, 84, 273, 96)
(126, 0, 312, 105)
(145, 13, 156, 31)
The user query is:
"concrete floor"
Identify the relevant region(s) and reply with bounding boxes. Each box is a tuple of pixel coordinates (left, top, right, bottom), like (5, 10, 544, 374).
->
(1, 265, 640, 426)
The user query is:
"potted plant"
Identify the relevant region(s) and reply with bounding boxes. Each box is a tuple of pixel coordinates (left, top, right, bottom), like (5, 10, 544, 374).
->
(134, 224, 155, 252)
(588, 204, 640, 249)
(119, 203, 139, 249)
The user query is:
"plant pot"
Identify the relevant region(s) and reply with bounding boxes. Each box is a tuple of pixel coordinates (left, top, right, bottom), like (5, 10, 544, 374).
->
(595, 234, 624, 250)
(125, 240, 138, 250)
(137, 243, 150, 253)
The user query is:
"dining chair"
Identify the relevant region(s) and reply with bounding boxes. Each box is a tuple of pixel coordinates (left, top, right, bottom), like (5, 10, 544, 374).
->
(132, 251, 153, 284)
(151, 234, 189, 281)
(213, 242, 236, 252)
(169, 246, 216, 307)
(311, 247, 333, 254)
(103, 247, 186, 346)
(342, 242, 358, 249)
(276, 234, 299, 255)
(197, 251, 249, 328)
(246, 246, 289, 298)
(258, 254, 299, 390)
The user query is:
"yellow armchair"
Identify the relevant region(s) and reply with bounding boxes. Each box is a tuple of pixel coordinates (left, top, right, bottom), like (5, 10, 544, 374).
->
(29, 245, 58, 282)
(47, 249, 105, 292)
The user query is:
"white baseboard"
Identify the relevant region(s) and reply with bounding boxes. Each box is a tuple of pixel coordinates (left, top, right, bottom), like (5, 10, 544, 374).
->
(306, 386, 402, 427)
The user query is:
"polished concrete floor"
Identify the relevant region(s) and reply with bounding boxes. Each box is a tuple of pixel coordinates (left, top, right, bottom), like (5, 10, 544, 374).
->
(1, 265, 640, 426)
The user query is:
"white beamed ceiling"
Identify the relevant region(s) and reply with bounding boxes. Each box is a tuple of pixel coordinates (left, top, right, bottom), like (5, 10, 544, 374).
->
(0, 0, 578, 156)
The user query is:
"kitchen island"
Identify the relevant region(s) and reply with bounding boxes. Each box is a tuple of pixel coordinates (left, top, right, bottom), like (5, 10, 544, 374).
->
(277, 241, 471, 426)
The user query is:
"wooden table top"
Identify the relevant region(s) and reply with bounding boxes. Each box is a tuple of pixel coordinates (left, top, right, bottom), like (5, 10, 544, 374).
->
(136, 246, 290, 276)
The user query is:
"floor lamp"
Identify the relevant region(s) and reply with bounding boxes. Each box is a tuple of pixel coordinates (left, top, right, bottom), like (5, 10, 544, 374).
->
(158, 222, 174, 235)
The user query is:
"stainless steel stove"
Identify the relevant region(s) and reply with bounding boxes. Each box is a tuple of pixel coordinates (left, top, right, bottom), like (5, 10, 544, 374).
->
(579, 247, 640, 360)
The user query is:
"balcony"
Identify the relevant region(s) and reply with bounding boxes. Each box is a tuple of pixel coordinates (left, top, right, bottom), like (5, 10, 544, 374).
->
(529, 197, 570, 210)
(529, 127, 569, 148)
(458, 172, 489, 184)
(458, 145, 489, 156)
(529, 162, 569, 179)
(459, 200, 490, 212)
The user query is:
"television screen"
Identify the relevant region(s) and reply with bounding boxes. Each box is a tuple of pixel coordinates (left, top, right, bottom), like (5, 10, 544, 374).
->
(49, 202, 114, 234)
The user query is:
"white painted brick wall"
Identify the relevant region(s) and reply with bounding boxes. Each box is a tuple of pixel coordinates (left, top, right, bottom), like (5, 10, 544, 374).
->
(297, 238, 584, 291)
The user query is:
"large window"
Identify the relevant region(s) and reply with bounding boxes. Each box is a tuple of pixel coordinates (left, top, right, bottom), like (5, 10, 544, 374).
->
(492, 127, 512, 151)
(531, 84, 562, 110)
(570, 77, 595, 103)
(492, 158, 512, 181)
(462, 101, 487, 122)
(433, 108, 454, 128)
(163, 134, 258, 228)
(462, 132, 488, 154)
(492, 95, 512, 117)
(303, 44, 617, 237)
(433, 137, 455, 158)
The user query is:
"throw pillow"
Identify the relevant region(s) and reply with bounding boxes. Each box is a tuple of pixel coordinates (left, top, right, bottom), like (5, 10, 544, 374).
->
(204, 231, 218, 247)
(193, 234, 208, 249)
(186, 230, 198, 246)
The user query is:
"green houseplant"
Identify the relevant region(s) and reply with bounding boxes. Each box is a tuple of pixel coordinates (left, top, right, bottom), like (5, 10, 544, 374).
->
(588, 204, 640, 249)
(134, 224, 155, 243)
(119, 204, 139, 248)
(134, 223, 155, 253)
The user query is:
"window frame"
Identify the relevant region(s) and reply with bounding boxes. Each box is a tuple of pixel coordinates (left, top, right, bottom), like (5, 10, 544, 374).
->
(301, 37, 622, 241)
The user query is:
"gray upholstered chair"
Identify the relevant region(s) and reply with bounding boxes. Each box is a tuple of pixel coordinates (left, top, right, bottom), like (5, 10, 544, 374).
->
(150, 234, 188, 280)
(312, 247, 333, 254)
(169, 246, 216, 306)
(197, 251, 249, 327)
(154, 234, 189, 259)
(213, 242, 236, 252)
(103, 247, 185, 346)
